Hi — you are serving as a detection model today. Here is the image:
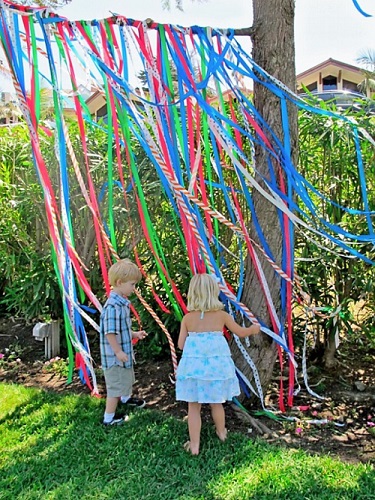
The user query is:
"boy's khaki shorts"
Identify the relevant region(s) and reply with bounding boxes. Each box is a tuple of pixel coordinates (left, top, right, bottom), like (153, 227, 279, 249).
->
(104, 365, 135, 398)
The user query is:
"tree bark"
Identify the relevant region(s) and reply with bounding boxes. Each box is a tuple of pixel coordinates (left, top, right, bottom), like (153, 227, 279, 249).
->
(231, 0, 298, 403)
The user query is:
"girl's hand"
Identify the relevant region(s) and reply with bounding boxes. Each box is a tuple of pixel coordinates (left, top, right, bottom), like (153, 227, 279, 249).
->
(133, 330, 148, 340)
(247, 324, 261, 336)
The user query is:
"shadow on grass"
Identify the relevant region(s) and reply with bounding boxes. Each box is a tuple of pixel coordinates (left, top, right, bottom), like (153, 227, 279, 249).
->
(0, 383, 374, 500)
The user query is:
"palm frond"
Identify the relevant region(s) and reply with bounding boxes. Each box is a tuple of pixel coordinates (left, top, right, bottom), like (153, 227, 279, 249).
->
(356, 48, 375, 69)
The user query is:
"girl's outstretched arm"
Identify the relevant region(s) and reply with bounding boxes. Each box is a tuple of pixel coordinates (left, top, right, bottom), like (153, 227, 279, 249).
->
(178, 316, 189, 350)
(223, 311, 260, 338)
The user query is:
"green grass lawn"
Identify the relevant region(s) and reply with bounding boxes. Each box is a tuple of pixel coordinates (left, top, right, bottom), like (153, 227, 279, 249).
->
(1, 382, 374, 500)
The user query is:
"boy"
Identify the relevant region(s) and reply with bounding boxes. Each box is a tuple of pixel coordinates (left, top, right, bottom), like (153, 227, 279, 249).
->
(100, 258, 148, 426)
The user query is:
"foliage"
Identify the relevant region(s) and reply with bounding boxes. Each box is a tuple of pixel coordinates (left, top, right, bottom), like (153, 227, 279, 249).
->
(2, 92, 375, 363)
(42, 356, 69, 378)
(295, 106, 375, 363)
(161, 0, 208, 12)
(12, 0, 71, 7)
(161, 0, 186, 11)
(1, 383, 374, 500)
(0, 98, 22, 124)
(0, 124, 61, 320)
(356, 49, 375, 96)
(0, 343, 24, 365)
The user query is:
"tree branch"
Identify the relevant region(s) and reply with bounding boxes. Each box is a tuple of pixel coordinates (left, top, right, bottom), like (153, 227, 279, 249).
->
(230, 403, 278, 436)
(83, 15, 254, 37)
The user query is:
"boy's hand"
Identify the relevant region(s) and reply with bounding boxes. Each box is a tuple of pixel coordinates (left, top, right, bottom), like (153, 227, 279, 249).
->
(133, 330, 148, 340)
(115, 350, 128, 362)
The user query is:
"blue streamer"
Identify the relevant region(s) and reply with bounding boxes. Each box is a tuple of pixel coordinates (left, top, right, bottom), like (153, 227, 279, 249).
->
(352, 0, 372, 17)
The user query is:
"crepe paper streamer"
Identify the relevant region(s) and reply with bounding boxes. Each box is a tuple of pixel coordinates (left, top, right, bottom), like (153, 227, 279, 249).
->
(251, 410, 284, 422)
(232, 396, 251, 413)
(75, 352, 93, 392)
(1, 0, 374, 410)
(232, 398, 283, 422)
(305, 419, 346, 427)
(291, 406, 310, 412)
(352, 0, 372, 17)
(135, 289, 178, 376)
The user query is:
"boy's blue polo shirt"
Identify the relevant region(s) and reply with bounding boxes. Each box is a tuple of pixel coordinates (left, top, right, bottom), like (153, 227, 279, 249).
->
(100, 292, 133, 370)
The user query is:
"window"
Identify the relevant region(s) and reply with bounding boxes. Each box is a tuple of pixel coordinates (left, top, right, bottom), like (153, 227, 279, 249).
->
(323, 75, 337, 90)
(96, 104, 107, 118)
(306, 82, 317, 92)
(343, 79, 360, 93)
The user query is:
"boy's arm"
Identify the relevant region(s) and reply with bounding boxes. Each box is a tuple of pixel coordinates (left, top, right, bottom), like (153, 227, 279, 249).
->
(106, 333, 128, 362)
(132, 330, 148, 340)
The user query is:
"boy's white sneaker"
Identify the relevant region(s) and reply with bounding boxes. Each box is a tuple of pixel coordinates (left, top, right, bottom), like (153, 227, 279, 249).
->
(102, 415, 128, 426)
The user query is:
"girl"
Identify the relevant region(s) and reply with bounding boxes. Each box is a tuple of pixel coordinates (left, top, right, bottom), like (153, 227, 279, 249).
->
(176, 273, 260, 455)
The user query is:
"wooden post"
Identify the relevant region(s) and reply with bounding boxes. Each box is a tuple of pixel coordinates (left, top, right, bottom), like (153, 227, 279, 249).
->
(33, 321, 61, 359)
(45, 320, 60, 359)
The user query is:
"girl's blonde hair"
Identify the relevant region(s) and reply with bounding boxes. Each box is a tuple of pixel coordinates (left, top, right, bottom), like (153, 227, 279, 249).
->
(187, 273, 224, 312)
(108, 259, 142, 287)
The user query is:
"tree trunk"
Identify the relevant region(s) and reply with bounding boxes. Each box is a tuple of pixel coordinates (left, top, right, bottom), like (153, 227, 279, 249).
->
(231, 0, 298, 403)
(323, 331, 339, 369)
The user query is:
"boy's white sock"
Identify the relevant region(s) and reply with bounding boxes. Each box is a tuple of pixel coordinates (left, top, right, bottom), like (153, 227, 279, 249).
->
(121, 396, 130, 403)
(103, 412, 115, 423)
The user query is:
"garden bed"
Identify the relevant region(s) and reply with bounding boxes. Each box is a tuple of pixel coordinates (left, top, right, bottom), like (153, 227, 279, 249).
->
(0, 316, 374, 465)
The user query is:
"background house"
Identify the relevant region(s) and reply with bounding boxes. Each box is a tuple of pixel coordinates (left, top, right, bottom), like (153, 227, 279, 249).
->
(296, 58, 366, 95)
(85, 88, 144, 123)
(0, 58, 370, 124)
(0, 91, 22, 125)
(85, 89, 108, 122)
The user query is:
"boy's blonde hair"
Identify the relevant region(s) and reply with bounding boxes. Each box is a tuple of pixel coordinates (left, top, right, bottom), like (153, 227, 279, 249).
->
(108, 259, 142, 287)
(187, 273, 224, 312)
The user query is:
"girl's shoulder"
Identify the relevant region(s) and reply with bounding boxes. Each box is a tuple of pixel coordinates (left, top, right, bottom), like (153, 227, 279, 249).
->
(183, 311, 201, 323)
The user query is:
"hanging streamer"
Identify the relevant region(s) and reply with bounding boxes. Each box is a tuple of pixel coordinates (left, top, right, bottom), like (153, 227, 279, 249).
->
(0, 0, 374, 411)
(352, 0, 372, 17)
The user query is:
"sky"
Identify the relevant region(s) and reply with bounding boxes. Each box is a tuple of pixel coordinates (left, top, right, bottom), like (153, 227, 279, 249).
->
(1, 0, 375, 91)
(57, 0, 375, 74)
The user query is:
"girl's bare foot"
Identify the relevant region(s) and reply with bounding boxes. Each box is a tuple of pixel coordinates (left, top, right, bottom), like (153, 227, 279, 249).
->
(183, 440, 199, 455)
(216, 428, 228, 442)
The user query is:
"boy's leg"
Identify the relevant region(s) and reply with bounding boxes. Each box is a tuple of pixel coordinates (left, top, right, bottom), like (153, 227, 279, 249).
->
(103, 396, 124, 425)
(105, 396, 119, 414)
(210, 403, 227, 441)
(187, 402, 202, 455)
(120, 366, 145, 408)
(103, 366, 124, 425)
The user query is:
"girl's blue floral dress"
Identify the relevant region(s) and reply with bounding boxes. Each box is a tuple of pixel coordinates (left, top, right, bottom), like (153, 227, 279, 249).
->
(176, 331, 240, 403)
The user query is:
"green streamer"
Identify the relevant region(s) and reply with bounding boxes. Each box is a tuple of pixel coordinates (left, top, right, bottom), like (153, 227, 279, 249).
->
(103, 81, 117, 252)
(51, 246, 74, 384)
(116, 104, 183, 320)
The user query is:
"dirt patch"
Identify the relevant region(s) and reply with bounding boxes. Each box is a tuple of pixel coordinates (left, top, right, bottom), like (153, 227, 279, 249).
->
(0, 317, 374, 465)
